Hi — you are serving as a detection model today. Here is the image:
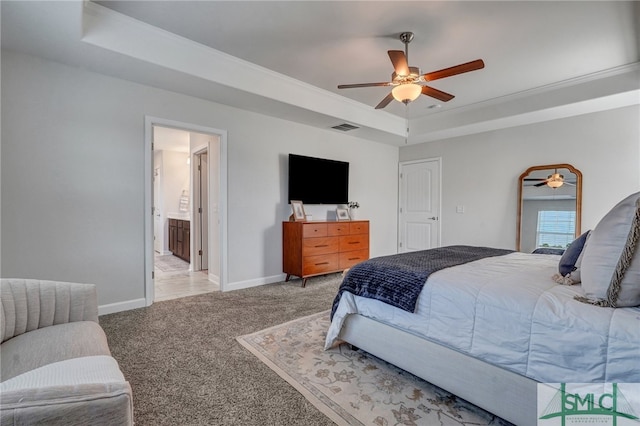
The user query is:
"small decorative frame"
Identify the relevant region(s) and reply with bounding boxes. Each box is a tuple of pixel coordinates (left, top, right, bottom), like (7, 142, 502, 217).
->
(336, 208, 350, 221)
(290, 200, 306, 221)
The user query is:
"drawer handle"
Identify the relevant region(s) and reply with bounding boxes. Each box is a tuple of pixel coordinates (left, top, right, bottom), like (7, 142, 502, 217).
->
(315, 262, 329, 266)
(315, 244, 329, 248)
(348, 241, 359, 245)
(348, 257, 360, 261)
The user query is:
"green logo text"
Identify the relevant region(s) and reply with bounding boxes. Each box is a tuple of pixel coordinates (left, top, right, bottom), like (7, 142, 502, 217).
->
(540, 383, 639, 426)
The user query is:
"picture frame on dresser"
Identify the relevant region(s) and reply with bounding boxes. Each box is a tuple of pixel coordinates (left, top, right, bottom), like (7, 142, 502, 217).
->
(336, 208, 350, 221)
(290, 200, 306, 221)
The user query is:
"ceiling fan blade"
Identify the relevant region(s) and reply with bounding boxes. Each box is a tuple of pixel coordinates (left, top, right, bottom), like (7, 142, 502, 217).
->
(375, 92, 395, 109)
(534, 181, 548, 187)
(524, 178, 547, 181)
(338, 82, 392, 89)
(423, 59, 485, 82)
(388, 50, 410, 76)
(421, 85, 455, 102)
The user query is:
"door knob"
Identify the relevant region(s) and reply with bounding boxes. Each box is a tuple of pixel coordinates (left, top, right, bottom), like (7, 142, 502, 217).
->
(428, 216, 438, 220)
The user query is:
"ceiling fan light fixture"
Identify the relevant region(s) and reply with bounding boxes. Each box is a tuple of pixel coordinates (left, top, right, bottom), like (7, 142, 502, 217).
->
(392, 83, 422, 103)
(546, 173, 564, 188)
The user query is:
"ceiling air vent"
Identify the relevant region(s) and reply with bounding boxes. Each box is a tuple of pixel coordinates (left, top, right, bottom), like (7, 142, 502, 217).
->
(331, 123, 359, 132)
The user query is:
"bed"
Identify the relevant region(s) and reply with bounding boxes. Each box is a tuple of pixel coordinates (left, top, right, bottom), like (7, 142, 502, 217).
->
(324, 192, 640, 426)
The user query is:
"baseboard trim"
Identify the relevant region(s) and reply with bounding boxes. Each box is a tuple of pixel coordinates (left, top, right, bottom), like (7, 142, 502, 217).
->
(98, 298, 146, 316)
(98, 274, 289, 314)
(224, 274, 287, 292)
(208, 272, 220, 285)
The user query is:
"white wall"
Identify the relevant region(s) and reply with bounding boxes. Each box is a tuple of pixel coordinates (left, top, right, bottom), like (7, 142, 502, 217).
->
(158, 149, 189, 255)
(161, 150, 190, 216)
(1, 50, 399, 309)
(400, 105, 640, 250)
(227, 110, 399, 287)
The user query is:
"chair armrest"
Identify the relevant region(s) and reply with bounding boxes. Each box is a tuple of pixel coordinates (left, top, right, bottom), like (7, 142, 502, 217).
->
(1, 279, 98, 343)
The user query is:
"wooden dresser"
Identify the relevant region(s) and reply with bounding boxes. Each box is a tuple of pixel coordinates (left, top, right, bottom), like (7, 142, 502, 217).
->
(283, 220, 369, 287)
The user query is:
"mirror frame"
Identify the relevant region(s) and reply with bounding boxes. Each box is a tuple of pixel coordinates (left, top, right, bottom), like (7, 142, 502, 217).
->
(516, 163, 582, 252)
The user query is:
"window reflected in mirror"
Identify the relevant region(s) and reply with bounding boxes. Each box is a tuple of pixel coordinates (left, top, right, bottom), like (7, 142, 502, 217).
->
(517, 164, 582, 252)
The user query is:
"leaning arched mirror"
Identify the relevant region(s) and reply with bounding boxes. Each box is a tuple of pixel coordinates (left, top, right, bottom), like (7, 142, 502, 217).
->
(517, 164, 582, 252)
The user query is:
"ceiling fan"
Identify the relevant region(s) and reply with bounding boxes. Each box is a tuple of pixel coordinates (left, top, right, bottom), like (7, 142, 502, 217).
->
(337, 32, 485, 109)
(525, 170, 575, 188)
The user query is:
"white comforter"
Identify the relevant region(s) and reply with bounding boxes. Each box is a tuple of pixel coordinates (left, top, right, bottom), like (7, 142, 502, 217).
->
(326, 252, 640, 383)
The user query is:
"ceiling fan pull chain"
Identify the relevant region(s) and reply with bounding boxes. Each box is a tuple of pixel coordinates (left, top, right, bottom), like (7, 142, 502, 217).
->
(405, 107, 410, 144)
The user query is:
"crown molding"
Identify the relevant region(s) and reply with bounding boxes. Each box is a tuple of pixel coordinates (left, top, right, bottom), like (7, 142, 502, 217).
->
(428, 62, 640, 118)
(408, 64, 640, 143)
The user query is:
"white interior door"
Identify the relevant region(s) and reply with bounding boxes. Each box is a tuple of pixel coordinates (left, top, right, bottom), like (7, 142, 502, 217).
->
(198, 152, 209, 270)
(398, 159, 441, 252)
(153, 167, 162, 253)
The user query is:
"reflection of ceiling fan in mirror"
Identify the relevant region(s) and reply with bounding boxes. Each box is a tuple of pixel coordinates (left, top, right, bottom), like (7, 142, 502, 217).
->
(524, 170, 575, 188)
(337, 32, 485, 109)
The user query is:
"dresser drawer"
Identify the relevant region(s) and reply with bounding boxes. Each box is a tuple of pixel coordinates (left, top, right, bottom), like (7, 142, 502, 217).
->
(350, 221, 369, 235)
(327, 222, 350, 236)
(303, 253, 339, 275)
(302, 237, 340, 256)
(303, 223, 327, 238)
(339, 249, 369, 269)
(340, 234, 369, 252)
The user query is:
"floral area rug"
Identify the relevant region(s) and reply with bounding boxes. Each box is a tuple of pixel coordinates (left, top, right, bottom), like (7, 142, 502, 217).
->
(237, 311, 513, 426)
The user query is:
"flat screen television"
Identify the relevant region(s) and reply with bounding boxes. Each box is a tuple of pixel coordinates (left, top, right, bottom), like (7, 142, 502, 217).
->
(288, 154, 349, 204)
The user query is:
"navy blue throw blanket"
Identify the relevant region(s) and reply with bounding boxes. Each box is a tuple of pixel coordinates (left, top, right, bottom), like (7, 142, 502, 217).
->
(330, 245, 513, 319)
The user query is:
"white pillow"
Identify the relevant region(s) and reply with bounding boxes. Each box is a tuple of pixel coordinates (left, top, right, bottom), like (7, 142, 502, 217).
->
(579, 192, 640, 307)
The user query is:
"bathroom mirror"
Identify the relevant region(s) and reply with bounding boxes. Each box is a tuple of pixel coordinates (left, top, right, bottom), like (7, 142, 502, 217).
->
(517, 164, 582, 252)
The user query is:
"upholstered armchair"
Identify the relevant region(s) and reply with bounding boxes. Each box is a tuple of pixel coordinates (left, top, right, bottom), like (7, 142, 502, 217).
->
(0, 279, 133, 425)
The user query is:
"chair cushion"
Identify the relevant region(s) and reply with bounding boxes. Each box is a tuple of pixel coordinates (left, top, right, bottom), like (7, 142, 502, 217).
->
(1, 321, 111, 381)
(0, 357, 132, 426)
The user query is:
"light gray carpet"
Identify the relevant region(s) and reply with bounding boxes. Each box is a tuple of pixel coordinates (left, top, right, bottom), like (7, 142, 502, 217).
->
(101, 273, 509, 425)
(100, 274, 342, 425)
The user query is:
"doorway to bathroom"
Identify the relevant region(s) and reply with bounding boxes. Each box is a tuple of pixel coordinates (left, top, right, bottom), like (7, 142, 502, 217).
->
(145, 117, 228, 305)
